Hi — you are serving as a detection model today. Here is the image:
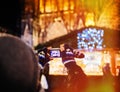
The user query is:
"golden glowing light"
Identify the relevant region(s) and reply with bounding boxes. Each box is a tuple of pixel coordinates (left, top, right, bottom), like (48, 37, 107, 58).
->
(48, 49, 120, 76)
(33, 0, 119, 45)
(85, 12, 95, 26)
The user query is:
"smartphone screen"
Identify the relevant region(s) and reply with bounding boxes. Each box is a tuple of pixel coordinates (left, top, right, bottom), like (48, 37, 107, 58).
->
(50, 48, 61, 58)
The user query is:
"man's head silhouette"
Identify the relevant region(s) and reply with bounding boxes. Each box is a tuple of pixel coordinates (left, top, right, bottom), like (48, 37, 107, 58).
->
(0, 33, 40, 92)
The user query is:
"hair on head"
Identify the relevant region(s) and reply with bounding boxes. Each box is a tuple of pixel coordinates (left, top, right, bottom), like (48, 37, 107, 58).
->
(0, 33, 40, 92)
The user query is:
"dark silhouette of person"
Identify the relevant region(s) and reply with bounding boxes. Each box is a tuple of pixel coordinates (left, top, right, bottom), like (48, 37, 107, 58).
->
(0, 33, 40, 92)
(37, 47, 50, 76)
(102, 63, 113, 80)
(102, 63, 115, 92)
(37, 47, 51, 92)
(60, 43, 88, 92)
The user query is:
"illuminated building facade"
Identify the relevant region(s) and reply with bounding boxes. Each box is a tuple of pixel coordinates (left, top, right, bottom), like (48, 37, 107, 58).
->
(27, 0, 119, 46)
(21, 0, 120, 76)
(33, 0, 87, 45)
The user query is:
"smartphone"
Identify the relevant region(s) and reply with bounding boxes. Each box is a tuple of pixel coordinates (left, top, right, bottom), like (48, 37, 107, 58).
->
(49, 48, 61, 58)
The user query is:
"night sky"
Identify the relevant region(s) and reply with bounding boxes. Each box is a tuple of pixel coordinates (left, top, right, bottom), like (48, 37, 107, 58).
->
(0, 0, 24, 36)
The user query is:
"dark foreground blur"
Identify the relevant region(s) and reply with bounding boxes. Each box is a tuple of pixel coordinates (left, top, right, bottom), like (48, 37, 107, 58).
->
(46, 75, 119, 92)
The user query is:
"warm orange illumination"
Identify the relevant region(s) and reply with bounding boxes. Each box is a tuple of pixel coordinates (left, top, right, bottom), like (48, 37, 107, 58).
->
(85, 12, 95, 26)
(33, 0, 119, 45)
(49, 49, 120, 76)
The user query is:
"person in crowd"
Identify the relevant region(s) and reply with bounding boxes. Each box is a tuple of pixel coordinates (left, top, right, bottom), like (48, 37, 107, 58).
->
(37, 47, 51, 92)
(102, 63, 115, 92)
(60, 43, 88, 92)
(0, 33, 41, 92)
(38, 47, 51, 68)
(102, 63, 113, 80)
